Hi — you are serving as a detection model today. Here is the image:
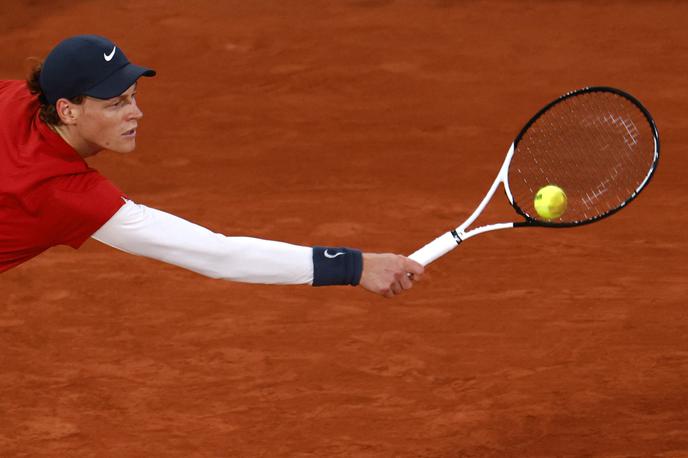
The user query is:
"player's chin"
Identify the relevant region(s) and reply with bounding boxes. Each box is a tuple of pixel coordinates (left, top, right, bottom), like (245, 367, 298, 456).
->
(110, 138, 137, 154)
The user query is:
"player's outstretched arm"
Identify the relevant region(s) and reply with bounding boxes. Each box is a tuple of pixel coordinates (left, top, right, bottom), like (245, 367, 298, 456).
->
(92, 199, 422, 297)
(359, 253, 424, 298)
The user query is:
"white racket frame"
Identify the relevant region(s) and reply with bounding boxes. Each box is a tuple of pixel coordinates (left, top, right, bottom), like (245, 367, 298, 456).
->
(409, 144, 517, 266)
(408, 86, 660, 267)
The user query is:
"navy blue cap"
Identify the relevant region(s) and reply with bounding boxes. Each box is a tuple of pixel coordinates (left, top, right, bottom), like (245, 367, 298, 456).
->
(39, 35, 155, 105)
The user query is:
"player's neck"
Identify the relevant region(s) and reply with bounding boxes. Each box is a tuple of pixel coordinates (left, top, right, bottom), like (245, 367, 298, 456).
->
(49, 124, 101, 158)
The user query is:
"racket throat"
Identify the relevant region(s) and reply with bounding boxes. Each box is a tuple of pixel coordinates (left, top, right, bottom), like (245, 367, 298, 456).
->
(450, 229, 463, 245)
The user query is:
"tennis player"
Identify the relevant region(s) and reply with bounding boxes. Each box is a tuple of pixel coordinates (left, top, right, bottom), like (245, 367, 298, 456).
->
(0, 35, 423, 297)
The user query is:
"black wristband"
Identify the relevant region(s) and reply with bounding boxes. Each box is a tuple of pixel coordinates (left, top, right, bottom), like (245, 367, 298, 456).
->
(312, 247, 363, 287)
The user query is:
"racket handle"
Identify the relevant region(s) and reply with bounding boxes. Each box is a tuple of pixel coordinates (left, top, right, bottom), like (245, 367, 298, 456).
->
(408, 232, 459, 266)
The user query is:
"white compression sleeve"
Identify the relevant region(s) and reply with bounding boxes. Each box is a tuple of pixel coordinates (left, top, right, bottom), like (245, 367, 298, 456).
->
(92, 199, 313, 284)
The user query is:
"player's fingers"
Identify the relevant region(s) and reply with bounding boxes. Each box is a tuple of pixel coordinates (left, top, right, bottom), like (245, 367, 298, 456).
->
(403, 257, 424, 277)
(390, 281, 403, 295)
(408, 272, 423, 282)
(400, 272, 413, 290)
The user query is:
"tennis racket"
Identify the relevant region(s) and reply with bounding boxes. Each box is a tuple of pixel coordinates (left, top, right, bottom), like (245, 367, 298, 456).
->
(409, 86, 660, 266)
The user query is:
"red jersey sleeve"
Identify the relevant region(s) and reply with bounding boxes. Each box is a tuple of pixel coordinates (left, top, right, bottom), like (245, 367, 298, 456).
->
(38, 171, 127, 249)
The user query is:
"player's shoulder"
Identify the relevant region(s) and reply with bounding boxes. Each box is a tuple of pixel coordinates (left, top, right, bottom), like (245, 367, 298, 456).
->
(0, 80, 37, 122)
(0, 80, 30, 97)
(18, 169, 122, 215)
(48, 169, 113, 193)
(0, 80, 15, 92)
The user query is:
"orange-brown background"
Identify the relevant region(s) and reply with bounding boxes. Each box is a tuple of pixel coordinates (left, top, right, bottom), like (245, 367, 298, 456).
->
(1, 1, 687, 456)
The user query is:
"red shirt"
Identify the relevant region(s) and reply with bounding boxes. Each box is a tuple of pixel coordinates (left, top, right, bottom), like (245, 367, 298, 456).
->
(0, 80, 125, 272)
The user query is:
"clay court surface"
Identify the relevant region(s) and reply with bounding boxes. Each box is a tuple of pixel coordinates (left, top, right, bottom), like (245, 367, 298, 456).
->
(2, 1, 688, 456)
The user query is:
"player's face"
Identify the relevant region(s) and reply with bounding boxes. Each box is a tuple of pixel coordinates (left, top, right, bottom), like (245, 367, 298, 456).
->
(76, 84, 143, 154)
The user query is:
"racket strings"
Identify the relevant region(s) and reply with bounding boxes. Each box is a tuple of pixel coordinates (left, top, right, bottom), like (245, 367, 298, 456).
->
(581, 95, 646, 210)
(508, 91, 656, 223)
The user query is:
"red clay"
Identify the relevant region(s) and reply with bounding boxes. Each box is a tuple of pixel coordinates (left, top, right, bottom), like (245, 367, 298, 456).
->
(1, 1, 687, 456)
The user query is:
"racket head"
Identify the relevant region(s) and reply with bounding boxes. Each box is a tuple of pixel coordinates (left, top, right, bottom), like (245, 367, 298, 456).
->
(504, 87, 659, 228)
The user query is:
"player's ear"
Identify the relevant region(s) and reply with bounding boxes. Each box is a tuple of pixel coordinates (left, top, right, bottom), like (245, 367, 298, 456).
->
(55, 98, 79, 125)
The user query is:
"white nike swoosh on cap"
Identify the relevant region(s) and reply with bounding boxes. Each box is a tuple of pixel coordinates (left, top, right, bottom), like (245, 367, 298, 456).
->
(324, 250, 345, 259)
(104, 46, 117, 62)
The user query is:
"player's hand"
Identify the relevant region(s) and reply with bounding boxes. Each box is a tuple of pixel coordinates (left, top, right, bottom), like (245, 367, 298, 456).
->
(359, 253, 424, 298)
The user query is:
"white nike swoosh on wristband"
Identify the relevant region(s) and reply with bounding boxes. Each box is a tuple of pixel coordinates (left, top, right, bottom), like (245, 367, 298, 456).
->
(104, 46, 117, 62)
(324, 250, 345, 259)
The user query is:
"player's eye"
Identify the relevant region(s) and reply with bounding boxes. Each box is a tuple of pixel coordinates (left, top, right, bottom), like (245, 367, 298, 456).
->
(114, 95, 136, 107)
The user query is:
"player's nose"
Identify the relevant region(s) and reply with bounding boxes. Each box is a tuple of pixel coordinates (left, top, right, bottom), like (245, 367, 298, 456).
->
(129, 99, 143, 120)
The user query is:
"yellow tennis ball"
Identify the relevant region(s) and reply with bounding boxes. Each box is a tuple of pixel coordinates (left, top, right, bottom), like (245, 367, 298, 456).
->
(534, 185, 568, 219)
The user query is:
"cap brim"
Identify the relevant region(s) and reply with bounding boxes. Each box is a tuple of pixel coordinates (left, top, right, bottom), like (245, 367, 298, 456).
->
(83, 63, 156, 100)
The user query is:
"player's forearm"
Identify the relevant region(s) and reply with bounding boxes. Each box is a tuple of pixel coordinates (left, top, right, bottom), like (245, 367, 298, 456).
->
(92, 200, 315, 284)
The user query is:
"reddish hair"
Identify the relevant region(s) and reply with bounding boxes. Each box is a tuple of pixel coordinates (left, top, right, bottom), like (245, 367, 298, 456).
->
(26, 61, 84, 126)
